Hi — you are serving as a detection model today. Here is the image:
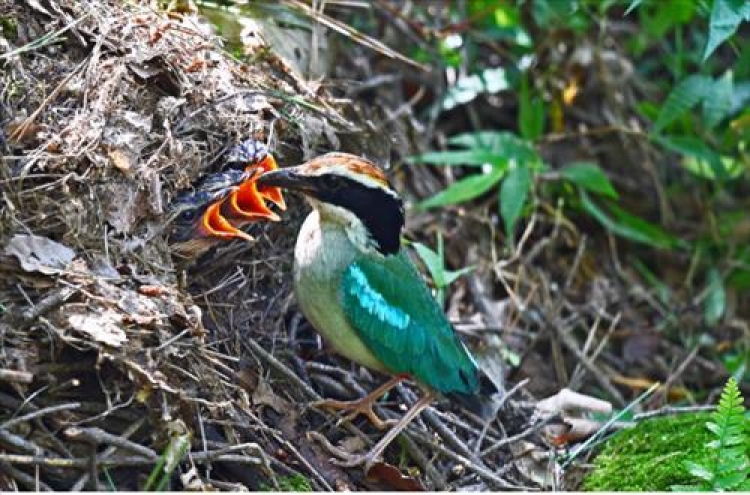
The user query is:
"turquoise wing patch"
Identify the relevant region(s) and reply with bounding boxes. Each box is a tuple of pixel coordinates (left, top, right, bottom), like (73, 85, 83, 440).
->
(339, 251, 480, 396)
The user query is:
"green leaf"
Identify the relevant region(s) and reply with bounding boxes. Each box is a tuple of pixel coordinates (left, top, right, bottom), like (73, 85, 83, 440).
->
(653, 75, 712, 133)
(717, 471, 746, 490)
(703, 0, 750, 61)
(407, 149, 503, 167)
(412, 235, 474, 304)
(519, 75, 545, 140)
(419, 167, 505, 210)
(703, 71, 734, 128)
(655, 135, 728, 181)
(448, 131, 540, 163)
(412, 242, 446, 287)
(443, 266, 475, 286)
(670, 484, 706, 492)
(684, 461, 714, 482)
(500, 164, 532, 243)
(623, 0, 643, 16)
(579, 191, 682, 249)
(704, 268, 726, 325)
(681, 154, 743, 180)
(560, 162, 618, 199)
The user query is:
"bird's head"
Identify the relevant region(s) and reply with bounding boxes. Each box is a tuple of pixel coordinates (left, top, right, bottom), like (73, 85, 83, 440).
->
(167, 170, 255, 259)
(257, 153, 405, 255)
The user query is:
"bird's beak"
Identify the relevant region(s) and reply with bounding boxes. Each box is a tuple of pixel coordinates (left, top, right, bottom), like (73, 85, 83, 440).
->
(200, 201, 255, 242)
(256, 167, 316, 194)
(220, 179, 281, 224)
(253, 155, 287, 210)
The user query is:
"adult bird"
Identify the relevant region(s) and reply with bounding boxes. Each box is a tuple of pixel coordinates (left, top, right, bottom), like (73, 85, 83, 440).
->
(258, 153, 498, 468)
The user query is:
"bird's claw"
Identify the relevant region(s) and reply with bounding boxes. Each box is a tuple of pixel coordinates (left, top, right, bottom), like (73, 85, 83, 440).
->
(331, 453, 378, 472)
(307, 431, 379, 472)
(312, 398, 395, 431)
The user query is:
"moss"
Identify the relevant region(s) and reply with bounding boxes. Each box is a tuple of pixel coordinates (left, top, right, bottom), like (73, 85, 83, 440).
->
(583, 413, 715, 491)
(262, 474, 313, 492)
(0, 16, 18, 39)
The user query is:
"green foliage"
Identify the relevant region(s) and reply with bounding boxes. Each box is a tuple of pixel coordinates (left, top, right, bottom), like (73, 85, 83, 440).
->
(143, 432, 191, 491)
(583, 413, 716, 491)
(410, 131, 542, 245)
(499, 163, 531, 246)
(411, 233, 474, 305)
(703, 0, 750, 61)
(652, 75, 713, 133)
(273, 474, 313, 492)
(418, 167, 505, 210)
(560, 162, 619, 199)
(671, 378, 750, 491)
(519, 75, 545, 140)
(407, 0, 750, 308)
(0, 16, 18, 39)
(579, 191, 684, 250)
(703, 268, 726, 325)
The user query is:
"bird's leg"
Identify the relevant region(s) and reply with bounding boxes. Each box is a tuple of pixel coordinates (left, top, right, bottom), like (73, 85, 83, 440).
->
(312, 375, 404, 430)
(332, 391, 435, 471)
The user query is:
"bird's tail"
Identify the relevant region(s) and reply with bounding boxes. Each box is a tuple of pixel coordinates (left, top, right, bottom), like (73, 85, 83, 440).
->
(448, 373, 501, 421)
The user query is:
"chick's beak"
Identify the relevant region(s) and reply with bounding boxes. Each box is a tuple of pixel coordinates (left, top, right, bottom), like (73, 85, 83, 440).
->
(220, 179, 281, 223)
(200, 201, 255, 242)
(256, 167, 316, 194)
(253, 155, 287, 210)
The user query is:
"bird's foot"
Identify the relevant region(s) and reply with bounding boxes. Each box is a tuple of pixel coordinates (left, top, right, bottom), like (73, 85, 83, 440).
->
(311, 398, 398, 431)
(307, 431, 380, 472)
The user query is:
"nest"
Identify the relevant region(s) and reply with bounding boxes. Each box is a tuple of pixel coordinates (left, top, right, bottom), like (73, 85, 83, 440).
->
(0, 0, 355, 490)
(0, 0, 540, 490)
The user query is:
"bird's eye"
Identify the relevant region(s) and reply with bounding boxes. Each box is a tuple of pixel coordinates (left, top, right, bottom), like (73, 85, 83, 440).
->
(179, 209, 197, 222)
(321, 175, 344, 190)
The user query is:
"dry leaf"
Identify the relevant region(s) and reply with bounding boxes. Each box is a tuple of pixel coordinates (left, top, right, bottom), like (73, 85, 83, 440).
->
(251, 379, 291, 413)
(67, 310, 128, 347)
(108, 147, 134, 174)
(366, 462, 425, 491)
(4, 234, 75, 275)
(510, 440, 560, 488)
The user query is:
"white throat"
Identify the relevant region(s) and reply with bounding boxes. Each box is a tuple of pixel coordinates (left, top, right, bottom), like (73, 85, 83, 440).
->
(308, 198, 380, 255)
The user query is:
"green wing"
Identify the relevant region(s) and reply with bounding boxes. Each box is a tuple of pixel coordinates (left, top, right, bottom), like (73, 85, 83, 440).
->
(339, 250, 480, 396)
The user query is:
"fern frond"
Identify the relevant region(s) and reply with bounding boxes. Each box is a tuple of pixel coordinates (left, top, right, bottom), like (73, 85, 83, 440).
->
(710, 377, 749, 491)
(672, 377, 749, 491)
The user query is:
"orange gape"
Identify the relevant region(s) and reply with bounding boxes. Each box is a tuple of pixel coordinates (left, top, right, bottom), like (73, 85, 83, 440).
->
(200, 140, 286, 241)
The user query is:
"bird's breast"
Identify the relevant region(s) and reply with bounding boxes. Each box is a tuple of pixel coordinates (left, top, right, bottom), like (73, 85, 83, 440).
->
(293, 211, 389, 373)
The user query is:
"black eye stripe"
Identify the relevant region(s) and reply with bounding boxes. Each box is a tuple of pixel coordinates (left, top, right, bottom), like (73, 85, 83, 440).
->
(312, 175, 404, 255)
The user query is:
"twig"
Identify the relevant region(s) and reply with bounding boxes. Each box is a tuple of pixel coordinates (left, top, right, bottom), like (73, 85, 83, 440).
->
(0, 451, 272, 469)
(555, 321, 627, 408)
(397, 433, 447, 490)
(64, 426, 157, 460)
(10, 60, 88, 153)
(0, 369, 34, 384)
(0, 461, 53, 491)
(401, 389, 478, 463)
(659, 345, 700, 403)
(480, 414, 556, 457)
(560, 382, 660, 469)
(242, 338, 322, 401)
(70, 418, 147, 491)
(237, 407, 334, 491)
(87, 444, 98, 491)
(1, 403, 80, 430)
(633, 404, 715, 421)
(0, 429, 45, 456)
(408, 430, 524, 490)
(16, 287, 78, 330)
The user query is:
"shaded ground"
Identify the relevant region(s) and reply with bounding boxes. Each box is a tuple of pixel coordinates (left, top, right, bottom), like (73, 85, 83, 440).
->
(0, 0, 747, 491)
